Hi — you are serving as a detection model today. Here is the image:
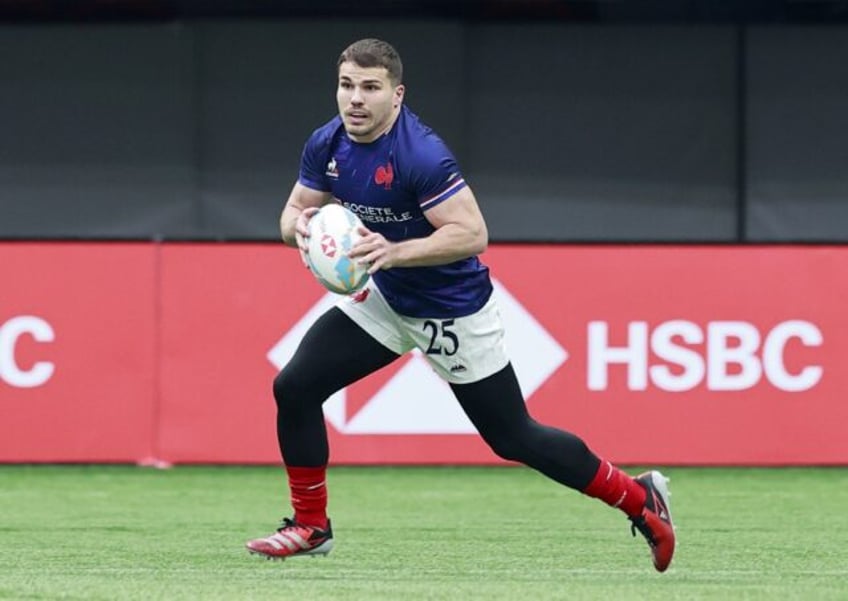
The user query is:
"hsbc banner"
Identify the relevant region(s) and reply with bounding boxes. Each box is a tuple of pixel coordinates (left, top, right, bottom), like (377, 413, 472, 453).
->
(1, 243, 846, 465)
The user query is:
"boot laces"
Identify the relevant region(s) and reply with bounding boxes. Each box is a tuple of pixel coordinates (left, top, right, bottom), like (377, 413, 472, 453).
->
(630, 515, 656, 547)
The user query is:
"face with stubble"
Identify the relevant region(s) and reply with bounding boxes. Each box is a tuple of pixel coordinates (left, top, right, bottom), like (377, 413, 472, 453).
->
(336, 61, 404, 143)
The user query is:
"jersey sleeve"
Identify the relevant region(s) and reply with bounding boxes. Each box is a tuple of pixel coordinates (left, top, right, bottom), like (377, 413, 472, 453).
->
(411, 138, 468, 212)
(297, 129, 332, 192)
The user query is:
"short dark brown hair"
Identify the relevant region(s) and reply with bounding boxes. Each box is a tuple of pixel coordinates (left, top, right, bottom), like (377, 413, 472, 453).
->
(337, 38, 403, 86)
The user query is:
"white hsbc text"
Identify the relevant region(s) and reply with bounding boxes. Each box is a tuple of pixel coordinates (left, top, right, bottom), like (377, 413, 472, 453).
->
(587, 320, 822, 392)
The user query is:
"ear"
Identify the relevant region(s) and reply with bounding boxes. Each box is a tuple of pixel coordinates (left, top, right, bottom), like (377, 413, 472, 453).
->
(394, 84, 405, 107)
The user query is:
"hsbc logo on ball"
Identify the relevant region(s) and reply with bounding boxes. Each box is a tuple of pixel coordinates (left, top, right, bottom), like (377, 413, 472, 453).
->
(587, 319, 823, 392)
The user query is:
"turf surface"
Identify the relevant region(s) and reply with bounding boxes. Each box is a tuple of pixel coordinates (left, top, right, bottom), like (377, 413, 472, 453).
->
(1, 465, 846, 600)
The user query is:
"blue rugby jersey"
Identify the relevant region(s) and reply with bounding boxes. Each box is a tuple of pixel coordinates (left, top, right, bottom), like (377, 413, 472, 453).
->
(298, 105, 492, 318)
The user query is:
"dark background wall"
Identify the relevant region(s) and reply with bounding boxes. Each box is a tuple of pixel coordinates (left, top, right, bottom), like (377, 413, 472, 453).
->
(1, 1, 847, 242)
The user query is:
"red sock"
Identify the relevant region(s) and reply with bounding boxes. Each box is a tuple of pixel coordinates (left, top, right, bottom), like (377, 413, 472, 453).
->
(286, 465, 328, 529)
(582, 460, 646, 517)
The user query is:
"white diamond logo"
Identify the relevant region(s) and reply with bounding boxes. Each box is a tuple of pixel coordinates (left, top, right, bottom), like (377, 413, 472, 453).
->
(266, 280, 568, 434)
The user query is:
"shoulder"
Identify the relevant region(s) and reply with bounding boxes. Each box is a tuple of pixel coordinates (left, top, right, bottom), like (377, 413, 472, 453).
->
(396, 107, 450, 151)
(394, 106, 458, 171)
(299, 116, 344, 187)
(304, 115, 345, 152)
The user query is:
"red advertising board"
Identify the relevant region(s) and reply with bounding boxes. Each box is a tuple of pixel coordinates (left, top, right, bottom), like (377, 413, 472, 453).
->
(155, 244, 300, 463)
(1, 242, 846, 465)
(0, 243, 157, 462)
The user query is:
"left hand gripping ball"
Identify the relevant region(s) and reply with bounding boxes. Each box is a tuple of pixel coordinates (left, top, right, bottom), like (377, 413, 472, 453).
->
(305, 204, 370, 295)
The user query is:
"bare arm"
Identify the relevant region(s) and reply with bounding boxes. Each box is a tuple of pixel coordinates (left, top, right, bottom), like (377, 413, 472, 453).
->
(349, 186, 488, 273)
(280, 181, 332, 248)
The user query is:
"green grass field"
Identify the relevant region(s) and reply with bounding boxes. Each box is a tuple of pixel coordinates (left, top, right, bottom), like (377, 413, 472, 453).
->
(2, 465, 847, 600)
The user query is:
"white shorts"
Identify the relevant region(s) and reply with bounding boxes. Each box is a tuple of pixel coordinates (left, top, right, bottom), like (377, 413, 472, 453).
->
(336, 282, 509, 384)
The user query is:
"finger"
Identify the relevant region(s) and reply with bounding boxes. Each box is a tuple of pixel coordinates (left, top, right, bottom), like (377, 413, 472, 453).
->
(348, 246, 368, 259)
(352, 234, 374, 248)
(296, 223, 311, 238)
(297, 208, 320, 235)
(366, 258, 382, 274)
(356, 249, 381, 266)
(349, 240, 378, 258)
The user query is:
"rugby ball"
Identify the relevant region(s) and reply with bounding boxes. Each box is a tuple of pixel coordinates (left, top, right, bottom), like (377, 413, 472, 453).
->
(305, 204, 370, 295)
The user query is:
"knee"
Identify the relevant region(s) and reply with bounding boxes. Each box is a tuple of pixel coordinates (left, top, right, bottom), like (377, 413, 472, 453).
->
(272, 368, 307, 412)
(272, 366, 332, 413)
(479, 424, 529, 463)
(487, 439, 524, 463)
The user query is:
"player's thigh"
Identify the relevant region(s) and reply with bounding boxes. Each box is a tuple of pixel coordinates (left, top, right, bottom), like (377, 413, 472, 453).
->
(449, 362, 530, 431)
(403, 295, 509, 384)
(283, 307, 400, 396)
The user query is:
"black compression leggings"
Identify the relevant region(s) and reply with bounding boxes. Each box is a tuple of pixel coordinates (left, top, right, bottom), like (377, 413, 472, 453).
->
(273, 307, 601, 491)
